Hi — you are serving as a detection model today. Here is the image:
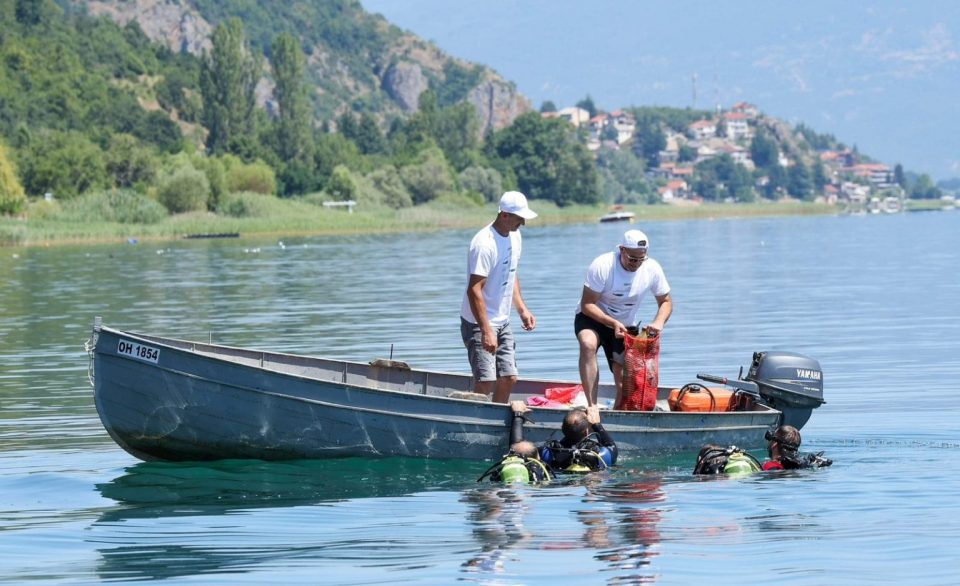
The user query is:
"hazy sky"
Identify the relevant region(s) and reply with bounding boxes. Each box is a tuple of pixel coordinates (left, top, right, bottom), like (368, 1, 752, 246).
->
(362, 1, 960, 180)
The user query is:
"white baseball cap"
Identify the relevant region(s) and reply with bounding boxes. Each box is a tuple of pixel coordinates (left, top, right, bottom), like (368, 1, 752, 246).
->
(498, 191, 538, 220)
(620, 229, 649, 250)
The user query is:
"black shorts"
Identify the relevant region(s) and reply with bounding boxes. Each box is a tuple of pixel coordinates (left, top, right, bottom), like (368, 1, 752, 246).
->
(574, 312, 625, 369)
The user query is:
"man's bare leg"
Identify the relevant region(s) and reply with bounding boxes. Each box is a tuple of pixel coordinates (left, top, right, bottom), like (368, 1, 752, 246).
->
(492, 375, 517, 404)
(578, 330, 601, 405)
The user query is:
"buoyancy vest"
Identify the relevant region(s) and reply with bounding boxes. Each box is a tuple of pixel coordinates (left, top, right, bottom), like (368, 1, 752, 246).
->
(540, 435, 613, 473)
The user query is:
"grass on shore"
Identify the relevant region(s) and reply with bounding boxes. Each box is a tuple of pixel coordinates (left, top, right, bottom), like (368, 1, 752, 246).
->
(1, 196, 842, 247)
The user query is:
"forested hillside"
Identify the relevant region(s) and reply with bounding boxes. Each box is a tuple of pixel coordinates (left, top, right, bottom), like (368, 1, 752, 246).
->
(1, 0, 598, 219)
(0, 0, 940, 225)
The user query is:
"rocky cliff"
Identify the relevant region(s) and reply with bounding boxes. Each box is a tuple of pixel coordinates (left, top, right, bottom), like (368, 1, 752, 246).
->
(74, 0, 530, 131)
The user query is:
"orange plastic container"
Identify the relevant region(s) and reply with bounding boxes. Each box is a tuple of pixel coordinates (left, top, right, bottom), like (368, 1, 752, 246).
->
(668, 384, 736, 412)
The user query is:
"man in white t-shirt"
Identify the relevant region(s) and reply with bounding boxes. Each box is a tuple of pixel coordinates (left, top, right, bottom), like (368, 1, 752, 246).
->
(575, 229, 672, 407)
(460, 191, 537, 403)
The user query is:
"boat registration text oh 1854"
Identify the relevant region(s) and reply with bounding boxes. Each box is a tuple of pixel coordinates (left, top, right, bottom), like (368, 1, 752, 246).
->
(117, 339, 160, 363)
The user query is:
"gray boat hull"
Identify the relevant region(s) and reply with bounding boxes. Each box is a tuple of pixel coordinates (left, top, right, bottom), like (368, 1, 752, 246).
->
(91, 324, 781, 462)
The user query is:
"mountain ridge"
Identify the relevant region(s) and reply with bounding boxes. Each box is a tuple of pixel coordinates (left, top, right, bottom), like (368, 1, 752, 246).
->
(72, 0, 531, 133)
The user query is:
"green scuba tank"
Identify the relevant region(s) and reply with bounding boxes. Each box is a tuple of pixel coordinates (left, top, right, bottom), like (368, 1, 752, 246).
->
(723, 451, 762, 476)
(499, 456, 531, 483)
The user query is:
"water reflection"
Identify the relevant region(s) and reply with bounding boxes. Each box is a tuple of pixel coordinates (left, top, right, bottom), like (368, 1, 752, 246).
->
(92, 457, 480, 581)
(588, 475, 664, 584)
(95, 457, 477, 516)
(459, 471, 670, 584)
(460, 487, 533, 578)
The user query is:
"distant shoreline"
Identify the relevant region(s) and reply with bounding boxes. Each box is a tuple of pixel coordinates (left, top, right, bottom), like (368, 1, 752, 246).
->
(0, 200, 845, 248)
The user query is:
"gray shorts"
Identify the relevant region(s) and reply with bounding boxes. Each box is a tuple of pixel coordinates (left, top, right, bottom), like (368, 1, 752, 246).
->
(460, 318, 518, 382)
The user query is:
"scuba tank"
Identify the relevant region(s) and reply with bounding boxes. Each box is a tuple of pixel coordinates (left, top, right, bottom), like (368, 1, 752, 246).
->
(723, 450, 762, 475)
(477, 453, 553, 483)
(693, 445, 761, 476)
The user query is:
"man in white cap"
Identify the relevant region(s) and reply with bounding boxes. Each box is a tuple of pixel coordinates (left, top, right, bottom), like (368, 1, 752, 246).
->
(574, 229, 672, 407)
(460, 191, 537, 403)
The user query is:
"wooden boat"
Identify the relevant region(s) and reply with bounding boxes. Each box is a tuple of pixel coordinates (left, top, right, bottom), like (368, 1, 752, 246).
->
(87, 320, 825, 462)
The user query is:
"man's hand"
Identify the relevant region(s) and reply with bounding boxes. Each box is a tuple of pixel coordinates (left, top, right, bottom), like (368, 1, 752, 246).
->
(644, 323, 663, 337)
(519, 309, 536, 331)
(586, 404, 601, 425)
(510, 400, 530, 415)
(612, 321, 628, 339)
(481, 326, 497, 354)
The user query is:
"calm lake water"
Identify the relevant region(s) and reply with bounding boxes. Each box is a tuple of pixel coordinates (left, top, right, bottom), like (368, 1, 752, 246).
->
(1, 210, 958, 584)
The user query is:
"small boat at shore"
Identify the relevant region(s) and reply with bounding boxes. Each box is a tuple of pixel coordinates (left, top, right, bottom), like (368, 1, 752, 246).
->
(87, 320, 825, 462)
(599, 210, 636, 223)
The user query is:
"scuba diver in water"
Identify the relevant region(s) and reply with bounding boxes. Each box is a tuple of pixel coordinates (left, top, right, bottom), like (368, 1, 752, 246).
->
(513, 401, 618, 473)
(762, 424, 833, 471)
(478, 400, 618, 482)
(476, 438, 553, 484)
(477, 402, 554, 484)
(692, 424, 832, 476)
(693, 444, 762, 475)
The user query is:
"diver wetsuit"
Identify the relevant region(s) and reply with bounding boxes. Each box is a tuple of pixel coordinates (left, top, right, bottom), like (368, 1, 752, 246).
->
(511, 412, 618, 471)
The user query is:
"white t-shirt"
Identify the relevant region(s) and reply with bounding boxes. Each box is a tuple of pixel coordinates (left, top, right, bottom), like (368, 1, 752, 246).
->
(460, 224, 522, 327)
(577, 250, 670, 327)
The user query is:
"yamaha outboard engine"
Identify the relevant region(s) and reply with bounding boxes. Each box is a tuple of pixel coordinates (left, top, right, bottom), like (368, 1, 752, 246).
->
(745, 351, 825, 429)
(697, 351, 825, 430)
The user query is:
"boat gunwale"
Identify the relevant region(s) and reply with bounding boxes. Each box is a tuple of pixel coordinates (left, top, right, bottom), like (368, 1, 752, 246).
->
(93, 325, 779, 421)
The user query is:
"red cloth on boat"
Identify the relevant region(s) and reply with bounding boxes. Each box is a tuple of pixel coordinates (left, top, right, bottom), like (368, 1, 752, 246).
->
(526, 385, 586, 409)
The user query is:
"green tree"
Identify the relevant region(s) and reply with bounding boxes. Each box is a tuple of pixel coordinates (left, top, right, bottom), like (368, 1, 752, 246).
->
(632, 117, 666, 168)
(750, 128, 779, 170)
(226, 159, 276, 195)
(539, 101, 557, 113)
(314, 132, 362, 188)
(326, 164, 357, 201)
(18, 130, 107, 198)
(0, 140, 27, 215)
(366, 166, 412, 209)
(489, 112, 600, 206)
(787, 161, 813, 200)
(354, 113, 387, 155)
(678, 143, 697, 163)
(894, 163, 906, 188)
(715, 118, 727, 139)
(200, 18, 261, 155)
(399, 147, 456, 204)
(459, 165, 503, 203)
(812, 159, 828, 191)
(596, 147, 650, 203)
(576, 95, 597, 118)
(270, 32, 314, 166)
(759, 164, 787, 199)
(433, 102, 480, 170)
(15, 0, 47, 26)
(105, 134, 157, 189)
(157, 165, 210, 213)
(693, 154, 754, 202)
(910, 174, 941, 199)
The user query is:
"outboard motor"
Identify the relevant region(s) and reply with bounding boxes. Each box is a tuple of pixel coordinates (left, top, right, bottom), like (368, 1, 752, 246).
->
(697, 351, 825, 430)
(745, 351, 825, 429)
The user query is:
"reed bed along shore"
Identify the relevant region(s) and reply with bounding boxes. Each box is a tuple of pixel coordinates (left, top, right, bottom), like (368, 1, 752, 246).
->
(1, 198, 842, 247)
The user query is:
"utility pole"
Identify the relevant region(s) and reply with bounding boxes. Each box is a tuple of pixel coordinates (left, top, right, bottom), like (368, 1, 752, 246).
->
(692, 73, 698, 109)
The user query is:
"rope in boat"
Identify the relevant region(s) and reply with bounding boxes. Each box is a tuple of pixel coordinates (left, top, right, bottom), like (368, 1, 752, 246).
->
(83, 318, 100, 388)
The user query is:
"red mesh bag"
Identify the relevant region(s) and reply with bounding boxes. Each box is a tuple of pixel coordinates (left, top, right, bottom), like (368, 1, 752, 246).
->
(620, 332, 660, 411)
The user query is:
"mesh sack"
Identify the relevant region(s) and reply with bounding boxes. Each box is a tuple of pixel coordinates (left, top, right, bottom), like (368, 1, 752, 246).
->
(621, 332, 660, 411)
